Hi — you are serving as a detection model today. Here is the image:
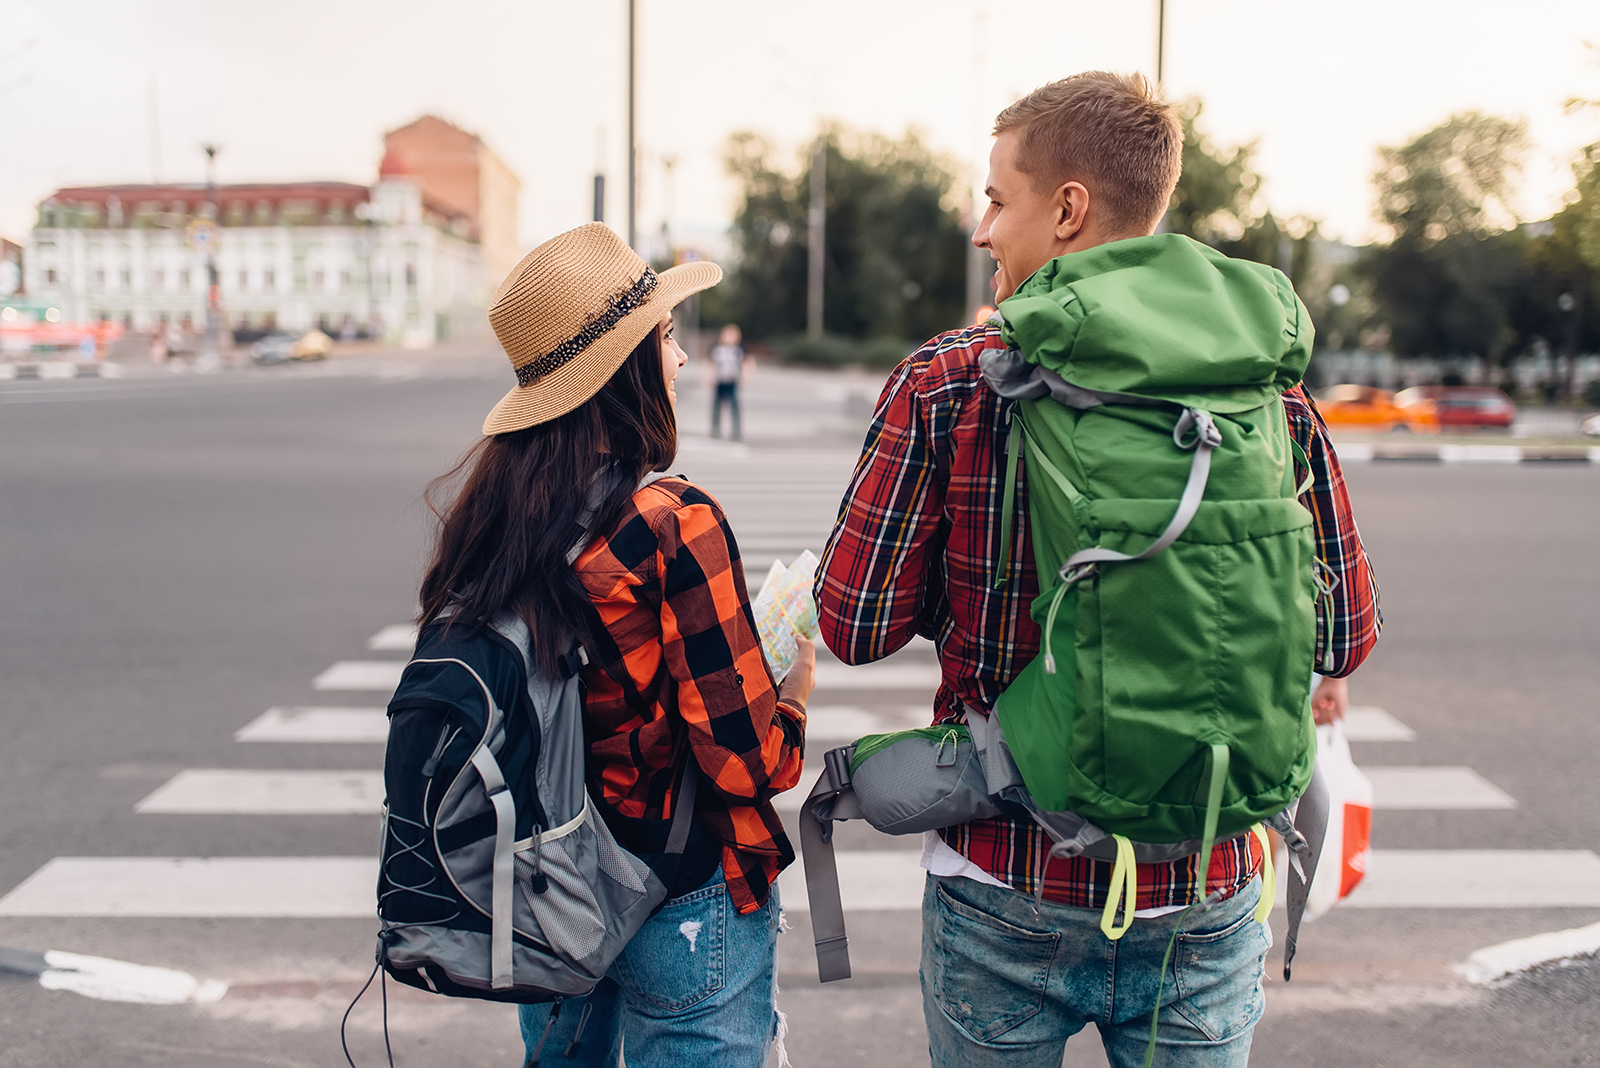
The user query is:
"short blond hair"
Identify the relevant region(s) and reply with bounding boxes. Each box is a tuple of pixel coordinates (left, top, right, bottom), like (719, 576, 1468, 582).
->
(993, 72, 1183, 235)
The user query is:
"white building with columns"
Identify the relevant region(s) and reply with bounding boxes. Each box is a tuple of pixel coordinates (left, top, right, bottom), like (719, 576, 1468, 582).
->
(23, 117, 519, 348)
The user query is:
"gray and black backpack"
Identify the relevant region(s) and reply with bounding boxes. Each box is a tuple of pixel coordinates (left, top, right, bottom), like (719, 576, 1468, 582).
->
(374, 610, 695, 1003)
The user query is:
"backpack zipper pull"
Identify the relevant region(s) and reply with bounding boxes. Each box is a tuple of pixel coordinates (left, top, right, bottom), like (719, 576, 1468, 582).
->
(420, 723, 452, 778)
(527, 828, 548, 895)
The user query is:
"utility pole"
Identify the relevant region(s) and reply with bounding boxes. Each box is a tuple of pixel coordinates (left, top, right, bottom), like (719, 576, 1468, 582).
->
(626, 0, 637, 249)
(965, 3, 990, 323)
(593, 126, 606, 223)
(1156, 0, 1166, 83)
(198, 144, 223, 367)
(807, 137, 825, 338)
(148, 77, 162, 183)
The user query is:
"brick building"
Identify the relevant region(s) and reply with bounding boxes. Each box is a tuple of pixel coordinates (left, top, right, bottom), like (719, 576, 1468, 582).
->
(382, 115, 522, 290)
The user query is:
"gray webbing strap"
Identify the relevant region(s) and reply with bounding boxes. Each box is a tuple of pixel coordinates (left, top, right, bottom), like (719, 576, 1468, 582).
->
(1056, 408, 1222, 577)
(798, 752, 862, 982)
(1281, 762, 1328, 981)
(470, 745, 517, 989)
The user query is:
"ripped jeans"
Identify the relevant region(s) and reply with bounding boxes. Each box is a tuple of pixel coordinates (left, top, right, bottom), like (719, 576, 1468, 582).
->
(517, 866, 782, 1068)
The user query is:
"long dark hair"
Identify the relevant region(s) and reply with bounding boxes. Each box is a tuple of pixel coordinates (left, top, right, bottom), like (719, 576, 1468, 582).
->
(419, 325, 676, 671)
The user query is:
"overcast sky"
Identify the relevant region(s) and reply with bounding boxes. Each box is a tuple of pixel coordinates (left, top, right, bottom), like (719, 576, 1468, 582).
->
(3, 0, 1598, 253)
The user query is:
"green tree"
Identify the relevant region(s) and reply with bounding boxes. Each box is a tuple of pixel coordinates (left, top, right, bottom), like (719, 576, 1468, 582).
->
(717, 128, 970, 347)
(1373, 111, 1528, 245)
(1358, 112, 1532, 365)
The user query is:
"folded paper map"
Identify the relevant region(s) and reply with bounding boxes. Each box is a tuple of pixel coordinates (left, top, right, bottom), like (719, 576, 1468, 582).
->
(751, 550, 820, 681)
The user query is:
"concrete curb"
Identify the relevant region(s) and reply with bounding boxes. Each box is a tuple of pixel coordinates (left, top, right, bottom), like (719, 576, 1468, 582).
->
(0, 362, 124, 381)
(1335, 442, 1600, 464)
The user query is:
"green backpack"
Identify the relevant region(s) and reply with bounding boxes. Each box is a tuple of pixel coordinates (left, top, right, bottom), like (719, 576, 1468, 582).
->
(799, 236, 1335, 1020)
(986, 233, 1322, 856)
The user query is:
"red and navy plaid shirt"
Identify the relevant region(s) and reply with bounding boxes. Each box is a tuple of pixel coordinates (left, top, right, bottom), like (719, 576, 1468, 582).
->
(817, 323, 1381, 910)
(577, 477, 806, 915)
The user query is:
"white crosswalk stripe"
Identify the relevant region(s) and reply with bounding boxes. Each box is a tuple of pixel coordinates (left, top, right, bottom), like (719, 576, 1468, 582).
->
(134, 770, 384, 815)
(1343, 705, 1417, 742)
(234, 706, 387, 743)
(1366, 766, 1516, 810)
(308, 655, 941, 699)
(0, 858, 377, 917)
(312, 660, 405, 691)
(366, 624, 416, 651)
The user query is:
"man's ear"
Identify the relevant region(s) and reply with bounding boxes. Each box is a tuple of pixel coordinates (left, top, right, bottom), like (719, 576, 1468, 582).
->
(1053, 181, 1091, 243)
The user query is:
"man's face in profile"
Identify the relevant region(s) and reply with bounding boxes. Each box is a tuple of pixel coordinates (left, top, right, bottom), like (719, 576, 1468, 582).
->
(972, 130, 1075, 302)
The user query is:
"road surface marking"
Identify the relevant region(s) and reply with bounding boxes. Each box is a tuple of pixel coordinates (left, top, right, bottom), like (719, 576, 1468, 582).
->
(39, 950, 228, 1005)
(1366, 766, 1516, 810)
(1343, 706, 1416, 742)
(7, 850, 1594, 918)
(1458, 918, 1600, 984)
(311, 657, 942, 695)
(366, 624, 417, 651)
(1345, 850, 1600, 909)
(312, 660, 405, 691)
(134, 770, 384, 815)
(234, 707, 388, 743)
(0, 857, 379, 917)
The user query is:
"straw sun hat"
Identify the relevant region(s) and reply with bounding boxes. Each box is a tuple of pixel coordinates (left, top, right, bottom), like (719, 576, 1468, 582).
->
(482, 222, 722, 435)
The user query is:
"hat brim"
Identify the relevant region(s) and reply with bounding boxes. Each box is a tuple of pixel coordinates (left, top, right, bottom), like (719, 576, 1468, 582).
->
(482, 260, 722, 435)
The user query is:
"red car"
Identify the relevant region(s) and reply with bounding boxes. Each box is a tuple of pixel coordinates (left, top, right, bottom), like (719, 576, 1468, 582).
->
(1395, 386, 1516, 429)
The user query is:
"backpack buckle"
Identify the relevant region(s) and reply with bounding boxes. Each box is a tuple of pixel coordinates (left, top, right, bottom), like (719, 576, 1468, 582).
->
(822, 746, 854, 793)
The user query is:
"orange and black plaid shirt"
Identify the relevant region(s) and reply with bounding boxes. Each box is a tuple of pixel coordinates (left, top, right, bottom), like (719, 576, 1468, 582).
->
(574, 476, 806, 915)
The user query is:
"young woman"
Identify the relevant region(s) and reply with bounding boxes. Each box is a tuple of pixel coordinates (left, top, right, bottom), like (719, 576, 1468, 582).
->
(418, 223, 813, 1067)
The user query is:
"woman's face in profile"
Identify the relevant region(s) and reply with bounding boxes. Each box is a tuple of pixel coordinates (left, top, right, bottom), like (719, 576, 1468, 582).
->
(660, 315, 688, 408)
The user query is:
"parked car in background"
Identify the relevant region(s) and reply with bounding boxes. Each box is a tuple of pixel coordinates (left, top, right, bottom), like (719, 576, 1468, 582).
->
(251, 332, 296, 364)
(291, 329, 333, 361)
(1395, 386, 1516, 430)
(1581, 413, 1600, 438)
(251, 330, 331, 365)
(1314, 384, 1438, 433)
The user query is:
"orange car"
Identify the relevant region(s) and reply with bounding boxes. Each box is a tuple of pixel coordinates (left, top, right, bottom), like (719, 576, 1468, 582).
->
(1314, 384, 1438, 433)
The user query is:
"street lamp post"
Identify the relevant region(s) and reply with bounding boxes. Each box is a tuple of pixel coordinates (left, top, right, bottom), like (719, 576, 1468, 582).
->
(807, 137, 825, 338)
(626, 0, 637, 250)
(198, 144, 223, 367)
(1156, 0, 1166, 83)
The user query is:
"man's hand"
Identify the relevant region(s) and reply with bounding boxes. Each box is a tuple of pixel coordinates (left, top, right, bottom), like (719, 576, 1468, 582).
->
(777, 637, 816, 712)
(1311, 675, 1348, 726)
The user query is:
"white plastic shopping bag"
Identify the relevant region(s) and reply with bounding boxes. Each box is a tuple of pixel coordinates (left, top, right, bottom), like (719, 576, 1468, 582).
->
(1305, 719, 1374, 918)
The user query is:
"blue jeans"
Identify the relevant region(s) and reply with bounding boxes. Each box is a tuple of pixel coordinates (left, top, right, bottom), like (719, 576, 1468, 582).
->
(922, 873, 1270, 1068)
(517, 867, 781, 1068)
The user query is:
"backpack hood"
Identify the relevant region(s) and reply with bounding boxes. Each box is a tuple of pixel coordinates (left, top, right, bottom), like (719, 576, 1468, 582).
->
(995, 233, 1312, 414)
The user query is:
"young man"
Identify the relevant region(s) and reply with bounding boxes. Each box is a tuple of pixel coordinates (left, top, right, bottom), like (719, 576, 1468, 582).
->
(708, 323, 748, 439)
(816, 72, 1380, 1067)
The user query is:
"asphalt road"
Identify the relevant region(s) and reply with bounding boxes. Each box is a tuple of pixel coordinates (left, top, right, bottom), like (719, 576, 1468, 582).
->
(0, 347, 1596, 1067)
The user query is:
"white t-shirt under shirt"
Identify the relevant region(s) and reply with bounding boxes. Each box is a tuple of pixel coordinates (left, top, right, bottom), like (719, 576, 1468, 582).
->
(710, 343, 745, 384)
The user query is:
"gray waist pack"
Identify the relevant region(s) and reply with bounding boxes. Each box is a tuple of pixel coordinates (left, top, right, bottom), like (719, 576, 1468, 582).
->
(798, 712, 1329, 984)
